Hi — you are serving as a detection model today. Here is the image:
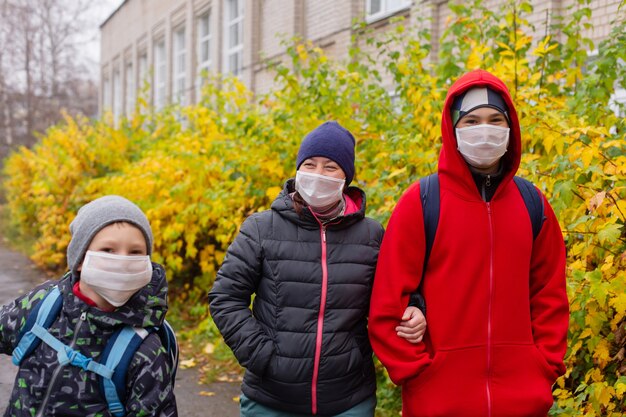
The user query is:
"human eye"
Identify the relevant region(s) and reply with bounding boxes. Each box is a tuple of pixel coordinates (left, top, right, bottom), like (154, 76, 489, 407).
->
(95, 247, 114, 253)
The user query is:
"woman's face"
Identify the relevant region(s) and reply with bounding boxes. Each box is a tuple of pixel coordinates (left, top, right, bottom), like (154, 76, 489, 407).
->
(298, 157, 346, 180)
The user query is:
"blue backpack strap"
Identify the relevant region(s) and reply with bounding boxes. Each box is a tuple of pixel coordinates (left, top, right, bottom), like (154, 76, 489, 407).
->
(99, 326, 150, 417)
(159, 320, 179, 383)
(98, 320, 179, 416)
(513, 176, 545, 240)
(12, 285, 64, 365)
(408, 173, 440, 314)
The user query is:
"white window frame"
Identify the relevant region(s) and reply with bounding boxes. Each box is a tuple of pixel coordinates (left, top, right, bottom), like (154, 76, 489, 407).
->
(153, 39, 167, 109)
(610, 86, 626, 117)
(173, 26, 187, 105)
(366, 0, 412, 24)
(196, 10, 212, 99)
(125, 62, 134, 116)
(112, 68, 122, 121)
(102, 77, 111, 113)
(224, 0, 244, 76)
(138, 51, 148, 88)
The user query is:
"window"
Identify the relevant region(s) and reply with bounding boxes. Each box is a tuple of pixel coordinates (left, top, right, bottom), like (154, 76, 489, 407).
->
(224, 0, 244, 76)
(196, 11, 211, 99)
(153, 39, 167, 109)
(610, 87, 626, 118)
(366, 0, 411, 23)
(138, 51, 148, 88)
(125, 62, 134, 116)
(112, 68, 122, 121)
(102, 77, 111, 113)
(173, 27, 187, 104)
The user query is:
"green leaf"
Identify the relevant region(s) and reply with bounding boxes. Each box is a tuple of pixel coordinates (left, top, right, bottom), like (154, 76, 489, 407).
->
(597, 223, 622, 245)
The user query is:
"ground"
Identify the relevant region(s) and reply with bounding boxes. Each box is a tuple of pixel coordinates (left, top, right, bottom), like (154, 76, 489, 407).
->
(0, 240, 240, 416)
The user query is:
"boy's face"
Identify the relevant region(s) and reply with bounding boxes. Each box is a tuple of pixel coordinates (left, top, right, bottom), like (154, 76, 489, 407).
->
(79, 222, 147, 271)
(456, 107, 509, 129)
(77, 222, 150, 310)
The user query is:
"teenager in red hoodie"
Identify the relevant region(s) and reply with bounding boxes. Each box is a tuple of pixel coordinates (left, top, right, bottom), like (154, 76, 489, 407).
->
(368, 70, 568, 417)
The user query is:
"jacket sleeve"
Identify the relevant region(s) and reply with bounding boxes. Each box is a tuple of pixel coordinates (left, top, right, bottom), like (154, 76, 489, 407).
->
(0, 282, 52, 355)
(126, 333, 178, 416)
(208, 214, 274, 376)
(529, 194, 568, 379)
(368, 182, 432, 384)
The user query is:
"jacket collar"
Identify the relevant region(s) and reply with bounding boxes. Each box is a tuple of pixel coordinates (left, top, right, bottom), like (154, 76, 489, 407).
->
(62, 263, 169, 329)
(271, 178, 367, 230)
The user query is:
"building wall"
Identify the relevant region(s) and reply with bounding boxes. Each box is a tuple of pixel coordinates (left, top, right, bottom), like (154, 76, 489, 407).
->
(99, 0, 623, 115)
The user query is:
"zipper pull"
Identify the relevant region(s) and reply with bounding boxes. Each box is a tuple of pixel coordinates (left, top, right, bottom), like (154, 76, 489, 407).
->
(322, 228, 326, 242)
(80, 311, 87, 321)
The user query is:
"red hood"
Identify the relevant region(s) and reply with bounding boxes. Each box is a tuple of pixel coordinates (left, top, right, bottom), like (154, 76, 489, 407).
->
(439, 70, 521, 199)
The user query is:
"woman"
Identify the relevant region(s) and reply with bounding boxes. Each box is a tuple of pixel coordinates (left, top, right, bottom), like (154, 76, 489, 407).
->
(209, 121, 425, 417)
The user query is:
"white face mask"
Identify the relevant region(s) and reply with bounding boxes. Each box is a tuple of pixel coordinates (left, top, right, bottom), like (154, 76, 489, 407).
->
(295, 171, 345, 209)
(456, 124, 510, 168)
(81, 251, 153, 307)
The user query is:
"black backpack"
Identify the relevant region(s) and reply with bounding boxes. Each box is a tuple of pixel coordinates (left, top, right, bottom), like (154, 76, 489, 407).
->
(409, 173, 546, 314)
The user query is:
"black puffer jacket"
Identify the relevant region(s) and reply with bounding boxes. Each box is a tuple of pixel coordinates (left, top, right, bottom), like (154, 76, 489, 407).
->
(209, 179, 384, 416)
(0, 264, 177, 417)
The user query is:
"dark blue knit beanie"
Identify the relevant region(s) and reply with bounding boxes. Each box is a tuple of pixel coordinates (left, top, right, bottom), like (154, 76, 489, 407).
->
(296, 121, 356, 185)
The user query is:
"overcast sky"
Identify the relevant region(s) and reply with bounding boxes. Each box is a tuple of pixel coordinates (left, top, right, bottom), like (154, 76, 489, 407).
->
(81, 0, 125, 77)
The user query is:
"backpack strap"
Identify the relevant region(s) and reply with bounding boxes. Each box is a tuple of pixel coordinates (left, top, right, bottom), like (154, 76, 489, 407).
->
(409, 174, 546, 313)
(98, 320, 179, 416)
(99, 326, 151, 417)
(420, 174, 440, 273)
(158, 320, 179, 383)
(12, 285, 64, 365)
(513, 176, 545, 240)
(408, 174, 440, 314)
(12, 284, 116, 384)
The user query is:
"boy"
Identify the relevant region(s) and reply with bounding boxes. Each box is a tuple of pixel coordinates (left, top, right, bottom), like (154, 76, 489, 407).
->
(368, 70, 568, 416)
(0, 195, 177, 416)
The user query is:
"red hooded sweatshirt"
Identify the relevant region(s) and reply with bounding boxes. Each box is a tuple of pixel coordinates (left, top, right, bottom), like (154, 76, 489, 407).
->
(368, 70, 568, 417)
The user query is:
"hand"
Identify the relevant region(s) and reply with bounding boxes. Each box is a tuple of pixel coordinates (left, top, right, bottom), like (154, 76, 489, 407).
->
(395, 306, 427, 344)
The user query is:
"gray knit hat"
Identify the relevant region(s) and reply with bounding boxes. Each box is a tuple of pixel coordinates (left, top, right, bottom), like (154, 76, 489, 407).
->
(67, 195, 153, 274)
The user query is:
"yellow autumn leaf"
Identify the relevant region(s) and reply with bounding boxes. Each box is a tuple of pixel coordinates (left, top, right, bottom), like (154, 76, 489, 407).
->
(204, 342, 215, 355)
(179, 358, 196, 369)
(266, 186, 282, 200)
(587, 191, 606, 212)
(593, 339, 610, 368)
(610, 293, 626, 315)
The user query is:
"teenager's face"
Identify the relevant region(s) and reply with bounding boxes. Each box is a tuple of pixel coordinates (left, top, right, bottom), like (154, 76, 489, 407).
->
(456, 107, 509, 128)
(85, 222, 147, 260)
(298, 157, 346, 180)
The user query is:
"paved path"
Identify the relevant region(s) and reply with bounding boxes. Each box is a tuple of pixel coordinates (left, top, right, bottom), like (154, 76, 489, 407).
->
(0, 240, 240, 416)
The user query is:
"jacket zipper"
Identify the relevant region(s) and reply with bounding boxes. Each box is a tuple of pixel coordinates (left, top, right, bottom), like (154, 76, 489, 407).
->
(311, 225, 329, 415)
(36, 311, 88, 417)
(486, 203, 494, 417)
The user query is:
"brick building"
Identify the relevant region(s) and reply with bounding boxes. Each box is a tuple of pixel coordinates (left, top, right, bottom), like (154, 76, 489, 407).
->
(99, 0, 623, 117)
